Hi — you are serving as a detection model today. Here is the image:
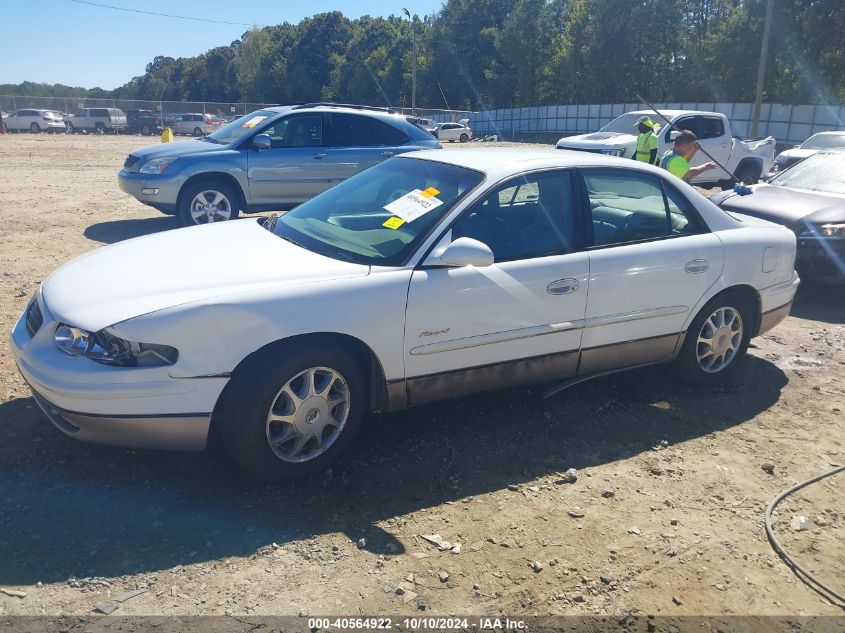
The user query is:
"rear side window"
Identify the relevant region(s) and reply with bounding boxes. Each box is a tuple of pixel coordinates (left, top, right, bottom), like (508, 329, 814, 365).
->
(582, 169, 703, 247)
(91, 109, 108, 117)
(329, 113, 409, 147)
(699, 117, 725, 139)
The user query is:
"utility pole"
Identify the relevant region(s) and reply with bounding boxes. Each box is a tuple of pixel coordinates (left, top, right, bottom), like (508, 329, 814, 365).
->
(751, 0, 774, 138)
(403, 8, 416, 116)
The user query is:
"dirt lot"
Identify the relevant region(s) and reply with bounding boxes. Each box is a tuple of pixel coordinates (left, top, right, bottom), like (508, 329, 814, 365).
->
(0, 134, 842, 619)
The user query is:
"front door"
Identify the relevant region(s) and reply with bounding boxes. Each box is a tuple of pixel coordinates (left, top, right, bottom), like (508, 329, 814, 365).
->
(247, 113, 332, 207)
(579, 167, 724, 373)
(404, 169, 589, 404)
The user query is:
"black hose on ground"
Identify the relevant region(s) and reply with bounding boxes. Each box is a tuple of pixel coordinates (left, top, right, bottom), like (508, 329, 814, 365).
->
(764, 463, 845, 607)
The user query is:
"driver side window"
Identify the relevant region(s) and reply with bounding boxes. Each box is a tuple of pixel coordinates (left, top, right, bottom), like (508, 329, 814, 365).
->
(451, 171, 576, 263)
(263, 115, 324, 148)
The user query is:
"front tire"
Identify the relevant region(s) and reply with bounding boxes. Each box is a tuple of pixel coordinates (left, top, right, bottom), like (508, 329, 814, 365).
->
(217, 343, 366, 482)
(735, 164, 760, 185)
(675, 292, 753, 386)
(141, 124, 151, 136)
(176, 180, 240, 226)
(30, 122, 40, 133)
(193, 127, 203, 137)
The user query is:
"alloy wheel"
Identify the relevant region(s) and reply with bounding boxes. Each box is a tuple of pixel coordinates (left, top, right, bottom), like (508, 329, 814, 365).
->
(696, 306, 743, 373)
(189, 190, 233, 223)
(265, 366, 351, 463)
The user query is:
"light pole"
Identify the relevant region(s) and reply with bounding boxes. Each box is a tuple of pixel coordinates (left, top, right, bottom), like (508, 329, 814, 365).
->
(403, 8, 416, 116)
(752, 0, 774, 138)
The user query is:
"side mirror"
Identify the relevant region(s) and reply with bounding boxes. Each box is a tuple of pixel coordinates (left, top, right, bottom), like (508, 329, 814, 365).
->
(793, 144, 801, 149)
(253, 133, 272, 150)
(669, 130, 680, 141)
(431, 237, 494, 268)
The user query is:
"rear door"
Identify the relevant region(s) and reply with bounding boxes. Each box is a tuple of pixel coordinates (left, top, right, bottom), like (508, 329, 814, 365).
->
(246, 113, 332, 206)
(579, 167, 723, 373)
(324, 113, 412, 185)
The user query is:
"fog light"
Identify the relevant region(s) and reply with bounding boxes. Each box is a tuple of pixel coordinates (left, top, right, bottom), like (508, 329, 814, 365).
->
(141, 188, 160, 195)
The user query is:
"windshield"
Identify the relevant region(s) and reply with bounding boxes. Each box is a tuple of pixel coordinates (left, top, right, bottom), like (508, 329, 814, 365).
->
(800, 134, 845, 150)
(272, 157, 485, 266)
(770, 151, 845, 195)
(600, 113, 660, 134)
(206, 109, 284, 145)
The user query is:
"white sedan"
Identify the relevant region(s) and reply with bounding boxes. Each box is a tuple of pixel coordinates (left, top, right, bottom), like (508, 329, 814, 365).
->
(435, 122, 472, 142)
(12, 149, 799, 481)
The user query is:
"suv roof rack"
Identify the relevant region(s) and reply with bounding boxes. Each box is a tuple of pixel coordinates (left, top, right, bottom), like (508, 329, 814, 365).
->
(290, 102, 396, 114)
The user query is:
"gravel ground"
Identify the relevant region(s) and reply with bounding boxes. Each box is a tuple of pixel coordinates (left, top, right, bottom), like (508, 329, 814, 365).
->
(0, 134, 842, 618)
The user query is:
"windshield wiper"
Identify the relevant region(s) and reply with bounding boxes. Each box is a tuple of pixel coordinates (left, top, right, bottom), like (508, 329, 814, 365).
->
(202, 136, 222, 144)
(261, 213, 280, 232)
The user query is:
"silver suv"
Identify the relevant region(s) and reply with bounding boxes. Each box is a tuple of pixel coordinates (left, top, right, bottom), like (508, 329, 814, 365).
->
(119, 103, 442, 226)
(67, 108, 127, 134)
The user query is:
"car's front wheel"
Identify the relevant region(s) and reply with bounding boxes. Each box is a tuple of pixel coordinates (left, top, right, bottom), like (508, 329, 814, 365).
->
(94, 123, 106, 135)
(141, 124, 151, 136)
(30, 122, 40, 133)
(177, 181, 240, 226)
(193, 127, 203, 137)
(217, 343, 366, 482)
(676, 292, 753, 385)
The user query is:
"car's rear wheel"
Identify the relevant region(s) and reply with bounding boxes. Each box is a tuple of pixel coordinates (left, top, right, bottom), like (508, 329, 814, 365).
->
(676, 292, 753, 386)
(193, 127, 203, 137)
(177, 181, 240, 226)
(141, 124, 151, 136)
(217, 343, 366, 482)
(459, 133, 469, 143)
(94, 123, 106, 135)
(30, 122, 40, 133)
(65, 121, 74, 134)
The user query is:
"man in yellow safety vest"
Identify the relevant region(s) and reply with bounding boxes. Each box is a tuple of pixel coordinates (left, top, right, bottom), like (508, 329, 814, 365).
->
(633, 116, 659, 165)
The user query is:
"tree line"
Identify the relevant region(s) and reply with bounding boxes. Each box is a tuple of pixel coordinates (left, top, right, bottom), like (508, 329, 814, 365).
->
(4, 0, 844, 109)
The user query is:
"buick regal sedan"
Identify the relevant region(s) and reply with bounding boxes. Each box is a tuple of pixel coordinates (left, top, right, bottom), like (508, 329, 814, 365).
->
(13, 150, 799, 481)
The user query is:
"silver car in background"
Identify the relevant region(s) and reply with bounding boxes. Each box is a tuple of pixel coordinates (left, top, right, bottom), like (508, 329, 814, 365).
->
(170, 113, 222, 136)
(119, 103, 442, 226)
(4, 109, 66, 133)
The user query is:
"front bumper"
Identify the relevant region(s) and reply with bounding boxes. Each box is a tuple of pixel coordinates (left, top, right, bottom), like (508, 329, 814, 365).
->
(118, 169, 181, 212)
(796, 237, 845, 283)
(11, 294, 226, 451)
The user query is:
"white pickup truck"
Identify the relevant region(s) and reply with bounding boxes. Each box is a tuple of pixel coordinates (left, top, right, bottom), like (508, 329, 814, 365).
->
(555, 109, 775, 188)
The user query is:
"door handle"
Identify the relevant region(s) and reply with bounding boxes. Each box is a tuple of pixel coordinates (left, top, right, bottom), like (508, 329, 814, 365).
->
(381, 150, 395, 157)
(547, 278, 579, 295)
(312, 152, 327, 159)
(685, 259, 709, 274)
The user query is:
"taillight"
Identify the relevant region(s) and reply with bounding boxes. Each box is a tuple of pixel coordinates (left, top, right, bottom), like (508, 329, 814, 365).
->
(42, 116, 51, 121)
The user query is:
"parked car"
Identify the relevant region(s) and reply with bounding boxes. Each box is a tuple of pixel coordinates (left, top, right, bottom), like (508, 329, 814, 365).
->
(405, 115, 438, 135)
(17, 149, 798, 481)
(125, 109, 163, 136)
(119, 103, 441, 226)
(768, 131, 845, 176)
(170, 113, 222, 136)
(712, 149, 845, 283)
(556, 110, 776, 188)
(3, 109, 66, 133)
(435, 121, 472, 142)
(66, 107, 127, 134)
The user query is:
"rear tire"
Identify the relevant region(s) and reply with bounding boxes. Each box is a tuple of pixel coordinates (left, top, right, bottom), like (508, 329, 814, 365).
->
(459, 133, 469, 143)
(176, 180, 241, 226)
(30, 122, 40, 134)
(141, 124, 151, 136)
(94, 123, 106, 135)
(216, 342, 366, 482)
(675, 292, 754, 386)
(193, 127, 203, 137)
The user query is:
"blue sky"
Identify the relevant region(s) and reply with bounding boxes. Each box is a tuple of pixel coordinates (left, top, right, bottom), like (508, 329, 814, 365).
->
(1, 0, 444, 90)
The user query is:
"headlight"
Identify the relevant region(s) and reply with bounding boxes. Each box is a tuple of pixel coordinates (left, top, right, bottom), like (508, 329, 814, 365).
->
(820, 223, 845, 238)
(139, 157, 175, 174)
(600, 148, 626, 157)
(54, 324, 178, 367)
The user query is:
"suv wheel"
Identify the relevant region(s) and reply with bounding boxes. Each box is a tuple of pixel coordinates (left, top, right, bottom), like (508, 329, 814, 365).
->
(193, 127, 204, 137)
(30, 122, 40, 133)
(65, 122, 74, 134)
(217, 343, 366, 482)
(177, 181, 240, 226)
(94, 123, 106, 135)
(141, 124, 151, 136)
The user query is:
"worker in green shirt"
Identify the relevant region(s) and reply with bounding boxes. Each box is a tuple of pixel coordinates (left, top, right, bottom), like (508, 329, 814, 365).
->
(659, 129, 716, 182)
(633, 116, 659, 165)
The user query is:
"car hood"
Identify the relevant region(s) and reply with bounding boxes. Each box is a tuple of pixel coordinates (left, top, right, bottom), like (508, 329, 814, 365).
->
(42, 220, 370, 332)
(777, 148, 816, 161)
(556, 131, 637, 149)
(716, 184, 845, 227)
(128, 139, 228, 161)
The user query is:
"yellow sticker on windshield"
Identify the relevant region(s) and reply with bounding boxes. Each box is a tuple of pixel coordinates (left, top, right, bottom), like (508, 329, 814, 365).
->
(383, 216, 406, 229)
(242, 115, 267, 128)
(421, 187, 440, 198)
